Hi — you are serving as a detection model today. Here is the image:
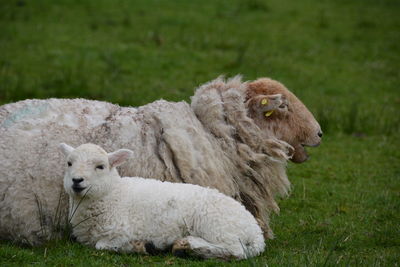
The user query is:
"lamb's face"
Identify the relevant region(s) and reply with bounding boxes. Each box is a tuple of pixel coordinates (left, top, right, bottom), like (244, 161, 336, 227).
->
(59, 143, 133, 198)
(247, 78, 322, 163)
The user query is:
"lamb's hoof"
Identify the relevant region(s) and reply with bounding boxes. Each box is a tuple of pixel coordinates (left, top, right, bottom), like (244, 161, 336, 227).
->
(172, 238, 191, 258)
(130, 240, 148, 255)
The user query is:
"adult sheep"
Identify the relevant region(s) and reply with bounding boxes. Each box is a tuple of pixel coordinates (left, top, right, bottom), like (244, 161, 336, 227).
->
(0, 76, 322, 245)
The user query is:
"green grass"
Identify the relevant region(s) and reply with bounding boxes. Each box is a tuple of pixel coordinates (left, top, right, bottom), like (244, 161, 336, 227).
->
(0, 0, 399, 266)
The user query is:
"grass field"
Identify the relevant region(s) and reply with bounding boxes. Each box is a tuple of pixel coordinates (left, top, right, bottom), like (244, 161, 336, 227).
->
(0, 0, 399, 266)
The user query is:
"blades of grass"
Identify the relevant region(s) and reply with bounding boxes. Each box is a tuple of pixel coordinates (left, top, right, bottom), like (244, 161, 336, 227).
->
(33, 192, 46, 240)
(68, 186, 92, 223)
(71, 212, 104, 229)
(51, 189, 64, 240)
(322, 231, 348, 267)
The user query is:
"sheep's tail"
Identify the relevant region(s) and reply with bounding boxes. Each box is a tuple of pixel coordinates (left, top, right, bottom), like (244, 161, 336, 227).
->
(239, 234, 266, 259)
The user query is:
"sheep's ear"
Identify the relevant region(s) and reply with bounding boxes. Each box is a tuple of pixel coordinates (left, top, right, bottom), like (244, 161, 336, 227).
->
(108, 149, 133, 168)
(246, 94, 283, 117)
(59, 143, 75, 156)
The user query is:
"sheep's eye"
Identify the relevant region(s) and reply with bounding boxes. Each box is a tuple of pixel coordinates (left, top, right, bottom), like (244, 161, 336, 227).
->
(96, 165, 105, 170)
(67, 162, 72, 167)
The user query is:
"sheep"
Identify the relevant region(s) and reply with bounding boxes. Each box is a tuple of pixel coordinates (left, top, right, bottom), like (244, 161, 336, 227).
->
(0, 76, 322, 245)
(60, 143, 265, 260)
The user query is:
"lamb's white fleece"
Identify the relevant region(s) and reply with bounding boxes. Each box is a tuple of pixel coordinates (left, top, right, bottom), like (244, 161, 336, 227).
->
(74, 178, 265, 259)
(63, 144, 265, 260)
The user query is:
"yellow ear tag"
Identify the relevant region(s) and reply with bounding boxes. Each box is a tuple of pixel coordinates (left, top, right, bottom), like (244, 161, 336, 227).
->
(261, 98, 268, 105)
(265, 110, 274, 117)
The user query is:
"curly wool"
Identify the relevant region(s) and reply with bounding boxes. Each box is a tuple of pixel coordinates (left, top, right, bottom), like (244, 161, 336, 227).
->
(62, 143, 265, 260)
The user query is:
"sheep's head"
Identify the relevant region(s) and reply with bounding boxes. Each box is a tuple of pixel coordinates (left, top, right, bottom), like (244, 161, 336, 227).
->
(59, 143, 133, 198)
(246, 78, 322, 163)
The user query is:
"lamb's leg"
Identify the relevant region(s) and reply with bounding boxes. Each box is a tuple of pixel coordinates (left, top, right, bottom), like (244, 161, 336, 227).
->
(95, 239, 120, 252)
(172, 236, 245, 260)
(128, 240, 163, 255)
(95, 239, 154, 255)
(129, 240, 149, 254)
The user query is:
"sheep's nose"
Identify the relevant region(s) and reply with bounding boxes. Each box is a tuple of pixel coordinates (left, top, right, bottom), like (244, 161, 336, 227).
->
(72, 178, 84, 184)
(318, 131, 323, 138)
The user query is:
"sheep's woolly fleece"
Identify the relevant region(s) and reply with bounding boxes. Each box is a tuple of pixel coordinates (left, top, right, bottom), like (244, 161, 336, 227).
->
(62, 143, 265, 260)
(0, 76, 316, 245)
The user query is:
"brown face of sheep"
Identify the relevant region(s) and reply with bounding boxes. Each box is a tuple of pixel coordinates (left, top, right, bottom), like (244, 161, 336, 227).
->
(246, 78, 322, 163)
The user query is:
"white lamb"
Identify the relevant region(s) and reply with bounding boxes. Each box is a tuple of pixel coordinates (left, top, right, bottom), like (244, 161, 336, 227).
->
(60, 143, 265, 260)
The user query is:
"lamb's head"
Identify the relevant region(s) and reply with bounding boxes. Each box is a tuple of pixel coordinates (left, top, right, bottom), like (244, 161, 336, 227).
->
(59, 143, 133, 198)
(246, 78, 322, 163)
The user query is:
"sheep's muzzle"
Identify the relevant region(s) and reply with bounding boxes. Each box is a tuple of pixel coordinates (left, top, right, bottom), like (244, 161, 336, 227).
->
(72, 185, 86, 193)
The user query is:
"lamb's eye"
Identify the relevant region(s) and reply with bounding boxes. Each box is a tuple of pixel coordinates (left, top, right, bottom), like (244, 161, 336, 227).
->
(96, 165, 105, 170)
(67, 162, 72, 167)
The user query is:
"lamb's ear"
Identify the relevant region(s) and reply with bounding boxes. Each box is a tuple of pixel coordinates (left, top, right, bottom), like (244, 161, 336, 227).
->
(246, 94, 283, 117)
(59, 143, 74, 156)
(108, 149, 133, 168)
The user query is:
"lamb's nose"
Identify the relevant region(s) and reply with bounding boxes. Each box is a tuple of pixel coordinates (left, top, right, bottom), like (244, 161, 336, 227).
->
(72, 178, 84, 184)
(318, 131, 323, 138)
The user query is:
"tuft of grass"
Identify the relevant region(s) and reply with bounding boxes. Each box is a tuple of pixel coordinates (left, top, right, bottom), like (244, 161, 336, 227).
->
(343, 102, 359, 135)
